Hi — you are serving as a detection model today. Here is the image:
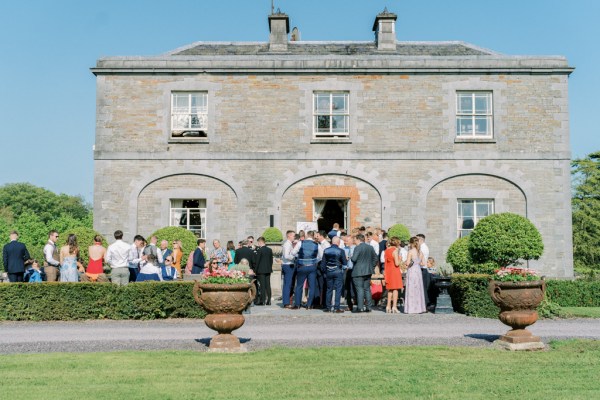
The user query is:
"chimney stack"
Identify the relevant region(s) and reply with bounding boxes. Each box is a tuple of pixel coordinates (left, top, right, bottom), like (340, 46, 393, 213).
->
(268, 10, 290, 52)
(372, 8, 397, 51)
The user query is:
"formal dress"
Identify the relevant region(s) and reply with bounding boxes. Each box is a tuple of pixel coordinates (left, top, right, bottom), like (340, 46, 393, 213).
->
(384, 246, 403, 290)
(60, 256, 79, 282)
(87, 258, 104, 274)
(404, 253, 426, 314)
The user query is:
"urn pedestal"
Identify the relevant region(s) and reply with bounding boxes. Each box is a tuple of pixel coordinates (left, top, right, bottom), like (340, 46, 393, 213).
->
(193, 281, 256, 352)
(489, 280, 546, 351)
(434, 276, 454, 314)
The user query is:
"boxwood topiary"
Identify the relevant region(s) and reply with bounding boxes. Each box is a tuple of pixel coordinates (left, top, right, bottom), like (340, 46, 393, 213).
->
(387, 223, 410, 242)
(262, 227, 283, 242)
(446, 236, 499, 274)
(468, 212, 543, 267)
(149, 226, 199, 267)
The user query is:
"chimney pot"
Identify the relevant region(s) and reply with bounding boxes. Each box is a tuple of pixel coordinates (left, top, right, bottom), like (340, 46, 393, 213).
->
(372, 9, 397, 51)
(268, 12, 290, 52)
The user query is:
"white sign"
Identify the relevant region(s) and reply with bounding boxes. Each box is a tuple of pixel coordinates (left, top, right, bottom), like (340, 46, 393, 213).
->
(296, 221, 318, 233)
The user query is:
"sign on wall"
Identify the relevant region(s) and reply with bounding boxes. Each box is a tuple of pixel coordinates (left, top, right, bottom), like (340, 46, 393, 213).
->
(296, 221, 318, 233)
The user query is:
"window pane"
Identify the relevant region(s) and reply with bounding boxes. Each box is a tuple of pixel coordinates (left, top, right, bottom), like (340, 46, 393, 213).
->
(456, 117, 473, 136)
(458, 94, 473, 113)
(332, 94, 348, 113)
(460, 200, 474, 217)
(476, 201, 492, 217)
(172, 115, 190, 129)
(331, 115, 347, 133)
(474, 117, 490, 136)
(315, 94, 330, 113)
(475, 94, 490, 114)
(316, 115, 330, 132)
(459, 230, 471, 238)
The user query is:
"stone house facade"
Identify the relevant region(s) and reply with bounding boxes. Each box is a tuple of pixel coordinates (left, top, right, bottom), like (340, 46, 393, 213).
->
(92, 10, 574, 277)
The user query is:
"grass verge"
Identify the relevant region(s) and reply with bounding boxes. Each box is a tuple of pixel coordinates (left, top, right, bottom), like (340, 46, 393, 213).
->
(1, 340, 600, 399)
(561, 307, 600, 318)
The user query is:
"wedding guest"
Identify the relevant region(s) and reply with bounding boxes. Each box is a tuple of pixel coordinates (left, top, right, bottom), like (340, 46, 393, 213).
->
(2, 230, 30, 282)
(81, 235, 109, 282)
(384, 237, 403, 313)
(254, 237, 273, 306)
(24, 259, 42, 283)
(171, 240, 183, 276)
(128, 235, 145, 282)
(43, 230, 61, 281)
(59, 234, 84, 282)
(404, 236, 426, 314)
(210, 239, 229, 268)
(226, 241, 236, 270)
(105, 230, 131, 286)
(161, 255, 178, 281)
(136, 254, 162, 281)
(350, 234, 378, 313)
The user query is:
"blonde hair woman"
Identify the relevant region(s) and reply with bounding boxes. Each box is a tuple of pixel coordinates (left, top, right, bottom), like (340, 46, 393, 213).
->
(172, 240, 183, 276)
(403, 236, 426, 314)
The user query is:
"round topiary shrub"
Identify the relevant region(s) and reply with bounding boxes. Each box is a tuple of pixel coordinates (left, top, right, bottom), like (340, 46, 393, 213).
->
(262, 227, 283, 242)
(60, 226, 107, 266)
(149, 226, 199, 266)
(387, 224, 410, 242)
(468, 212, 544, 267)
(446, 236, 499, 274)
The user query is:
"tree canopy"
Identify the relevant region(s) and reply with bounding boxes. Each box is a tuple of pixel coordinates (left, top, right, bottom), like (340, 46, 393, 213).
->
(572, 152, 600, 275)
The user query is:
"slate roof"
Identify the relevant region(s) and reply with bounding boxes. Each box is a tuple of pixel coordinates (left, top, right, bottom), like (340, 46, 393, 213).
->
(171, 41, 496, 57)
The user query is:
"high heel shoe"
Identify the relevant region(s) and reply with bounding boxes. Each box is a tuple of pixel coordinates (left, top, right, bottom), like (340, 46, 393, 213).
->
(386, 307, 392, 313)
(392, 308, 399, 314)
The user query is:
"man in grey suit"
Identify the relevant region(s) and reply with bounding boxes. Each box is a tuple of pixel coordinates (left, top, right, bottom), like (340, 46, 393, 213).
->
(2, 231, 31, 282)
(350, 234, 378, 313)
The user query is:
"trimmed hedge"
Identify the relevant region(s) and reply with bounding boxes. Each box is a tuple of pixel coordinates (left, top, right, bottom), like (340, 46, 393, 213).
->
(387, 224, 410, 242)
(0, 282, 205, 321)
(262, 227, 283, 242)
(449, 274, 600, 318)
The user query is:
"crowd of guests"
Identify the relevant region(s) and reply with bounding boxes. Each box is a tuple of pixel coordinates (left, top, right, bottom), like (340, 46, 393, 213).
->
(279, 224, 437, 314)
(2, 225, 438, 315)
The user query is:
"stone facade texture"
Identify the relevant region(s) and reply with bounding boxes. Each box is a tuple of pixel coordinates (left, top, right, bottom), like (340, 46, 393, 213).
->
(92, 12, 574, 277)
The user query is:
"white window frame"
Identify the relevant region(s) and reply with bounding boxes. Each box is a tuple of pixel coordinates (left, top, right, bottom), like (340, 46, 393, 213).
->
(313, 92, 350, 137)
(456, 91, 493, 138)
(457, 199, 494, 238)
(171, 92, 208, 138)
(170, 199, 207, 239)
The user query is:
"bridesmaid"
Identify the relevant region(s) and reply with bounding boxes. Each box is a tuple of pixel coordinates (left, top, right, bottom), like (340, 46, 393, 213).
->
(404, 236, 426, 314)
(59, 234, 84, 282)
(384, 237, 403, 313)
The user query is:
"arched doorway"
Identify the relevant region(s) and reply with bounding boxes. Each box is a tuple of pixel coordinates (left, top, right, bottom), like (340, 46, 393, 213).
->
(316, 199, 347, 232)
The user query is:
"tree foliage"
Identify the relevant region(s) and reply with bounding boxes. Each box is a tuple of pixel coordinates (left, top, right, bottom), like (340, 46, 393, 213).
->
(387, 223, 410, 242)
(0, 183, 92, 271)
(468, 212, 544, 268)
(446, 236, 498, 274)
(572, 152, 600, 274)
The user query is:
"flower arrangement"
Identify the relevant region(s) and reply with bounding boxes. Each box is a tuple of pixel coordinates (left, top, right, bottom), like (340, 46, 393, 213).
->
(494, 267, 541, 282)
(199, 267, 248, 284)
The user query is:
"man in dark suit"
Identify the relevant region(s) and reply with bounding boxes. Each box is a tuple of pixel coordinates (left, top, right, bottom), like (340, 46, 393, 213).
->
(192, 239, 207, 274)
(254, 237, 273, 305)
(350, 233, 378, 313)
(234, 239, 256, 268)
(2, 231, 31, 282)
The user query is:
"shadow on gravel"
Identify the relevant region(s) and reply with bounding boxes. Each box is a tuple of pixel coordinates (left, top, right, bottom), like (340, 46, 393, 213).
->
(464, 333, 500, 343)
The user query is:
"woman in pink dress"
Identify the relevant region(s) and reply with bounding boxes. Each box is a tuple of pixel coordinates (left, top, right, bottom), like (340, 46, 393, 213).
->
(404, 236, 426, 314)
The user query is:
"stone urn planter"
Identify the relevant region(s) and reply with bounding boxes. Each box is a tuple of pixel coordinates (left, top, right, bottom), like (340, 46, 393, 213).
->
(434, 276, 454, 314)
(193, 281, 256, 352)
(489, 279, 546, 350)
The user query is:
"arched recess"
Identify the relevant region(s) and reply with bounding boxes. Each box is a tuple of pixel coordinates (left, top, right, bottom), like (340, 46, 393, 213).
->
(280, 174, 382, 231)
(127, 163, 244, 240)
(423, 173, 528, 269)
(269, 160, 396, 230)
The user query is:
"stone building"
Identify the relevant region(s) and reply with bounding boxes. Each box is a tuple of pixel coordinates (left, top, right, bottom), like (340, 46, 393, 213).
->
(92, 10, 574, 277)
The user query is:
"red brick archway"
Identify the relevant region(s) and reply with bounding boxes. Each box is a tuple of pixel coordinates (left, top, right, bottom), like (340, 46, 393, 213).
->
(303, 186, 360, 230)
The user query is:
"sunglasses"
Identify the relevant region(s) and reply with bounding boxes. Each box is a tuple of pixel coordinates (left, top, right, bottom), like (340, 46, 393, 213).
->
(211, 262, 218, 265)
(166, 259, 172, 262)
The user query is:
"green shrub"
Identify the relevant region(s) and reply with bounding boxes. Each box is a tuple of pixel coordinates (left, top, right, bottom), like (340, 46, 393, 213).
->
(262, 227, 283, 242)
(449, 274, 497, 318)
(446, 237, 499, 274)
(545, 280, 600, 307)
(149, 227, 198, 267)
(0, 282, 205, 321)
(468, 213, 544, 267)
(387, 224, 410, 242)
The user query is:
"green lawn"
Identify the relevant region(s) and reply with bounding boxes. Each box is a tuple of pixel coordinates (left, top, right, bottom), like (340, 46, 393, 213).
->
(1, 341, 599, 399)
(562, 307, 600, 318)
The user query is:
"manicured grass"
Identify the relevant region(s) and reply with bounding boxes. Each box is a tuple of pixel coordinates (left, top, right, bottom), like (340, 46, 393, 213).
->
(1, 341, 600, 399)
(562, 307, 600, 318)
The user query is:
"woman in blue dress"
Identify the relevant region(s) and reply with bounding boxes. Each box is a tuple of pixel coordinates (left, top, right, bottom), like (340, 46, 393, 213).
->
(59, 234, 83, 282)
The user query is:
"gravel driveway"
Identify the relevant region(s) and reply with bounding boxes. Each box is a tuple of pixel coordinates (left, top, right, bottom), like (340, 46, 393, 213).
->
(1, 306, 598, 354)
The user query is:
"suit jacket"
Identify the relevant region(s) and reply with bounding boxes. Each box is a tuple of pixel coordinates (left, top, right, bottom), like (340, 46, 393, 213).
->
(193, 248, 206, 270)
(3, 240, 31, 274)
(350, 242, 377, 277)
(254, 245, 273, 274)
(234, 246, 256, 268)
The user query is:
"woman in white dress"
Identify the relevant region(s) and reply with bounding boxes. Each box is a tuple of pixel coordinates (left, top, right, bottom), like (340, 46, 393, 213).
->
(403, 236, 426, 314)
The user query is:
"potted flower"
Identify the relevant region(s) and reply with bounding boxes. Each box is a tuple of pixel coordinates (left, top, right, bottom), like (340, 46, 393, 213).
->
(468, 212, 545, 350)
(193, 267, 256, 352)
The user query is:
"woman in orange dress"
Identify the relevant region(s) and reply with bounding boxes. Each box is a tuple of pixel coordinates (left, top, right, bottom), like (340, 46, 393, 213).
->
(384, 237, 403, 313)
(172, 240, 183, 276)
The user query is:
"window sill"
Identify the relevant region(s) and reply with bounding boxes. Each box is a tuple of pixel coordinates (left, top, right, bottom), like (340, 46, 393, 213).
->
(168, 138, 210, 144)
(454, 137, 496, 144)
(310, 137, 352, 144)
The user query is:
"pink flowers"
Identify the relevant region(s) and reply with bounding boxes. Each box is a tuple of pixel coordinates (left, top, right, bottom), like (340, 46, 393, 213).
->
(200, 267, 248, 284)
(494, 267, 540, 282)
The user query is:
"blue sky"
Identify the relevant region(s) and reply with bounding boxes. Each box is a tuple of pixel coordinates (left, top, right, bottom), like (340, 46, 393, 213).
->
(0, 0, 597, 202)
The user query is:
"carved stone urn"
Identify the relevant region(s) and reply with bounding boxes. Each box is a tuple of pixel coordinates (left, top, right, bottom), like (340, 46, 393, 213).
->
(193, 281, 256, 352)
(488, 279, 546, 350)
